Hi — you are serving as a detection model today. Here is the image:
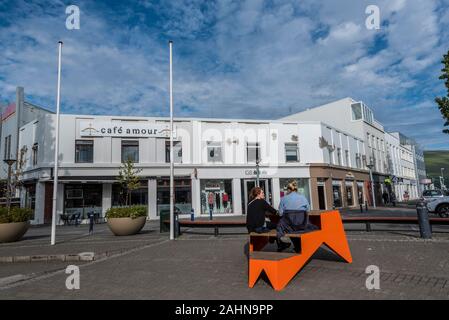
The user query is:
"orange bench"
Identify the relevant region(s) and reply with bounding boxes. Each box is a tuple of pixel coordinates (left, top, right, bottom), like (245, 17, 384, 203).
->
(249, 210, 352, 291)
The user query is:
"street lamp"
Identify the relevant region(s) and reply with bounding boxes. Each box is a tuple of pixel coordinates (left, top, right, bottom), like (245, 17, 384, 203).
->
(3, 158, 17, 212)
(441, 168, 446, 191)
(255, 159, 260, 187)
(366, 162, 376, 208)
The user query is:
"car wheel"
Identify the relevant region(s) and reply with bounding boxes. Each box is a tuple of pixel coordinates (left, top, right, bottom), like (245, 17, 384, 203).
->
(438, 204, 449, 218)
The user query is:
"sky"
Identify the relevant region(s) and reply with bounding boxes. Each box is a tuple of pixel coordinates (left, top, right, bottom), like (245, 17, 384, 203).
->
(0, 0, 448, 150)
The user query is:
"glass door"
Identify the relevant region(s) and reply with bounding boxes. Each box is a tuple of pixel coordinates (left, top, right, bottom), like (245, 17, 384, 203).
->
(243, 179, 271, 213)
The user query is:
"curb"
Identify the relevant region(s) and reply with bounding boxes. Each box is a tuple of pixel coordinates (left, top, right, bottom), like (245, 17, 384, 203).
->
(0, 252, 96, 263)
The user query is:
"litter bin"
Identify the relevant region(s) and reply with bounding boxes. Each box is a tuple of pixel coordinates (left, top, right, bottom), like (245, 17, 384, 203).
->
(160, 209, 170, 233)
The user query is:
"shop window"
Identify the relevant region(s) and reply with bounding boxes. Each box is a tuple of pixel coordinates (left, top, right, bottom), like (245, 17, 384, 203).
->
(200, 179, 233, 214)
(165, 141, 182, 163)
(157, 178, 192, 216)
(64, 184, 102, 220)
(247, 143, 260, 163)
(75, 140, 93, 163)
(112, 183, 148, 207)
(279, 178, 310, 203)
(332, 182, 342, 208)
(346, 183, 354, 206)
(122, 140, 139, 163)
(285, 143, 299, 162)
(207, 142, 223, 162)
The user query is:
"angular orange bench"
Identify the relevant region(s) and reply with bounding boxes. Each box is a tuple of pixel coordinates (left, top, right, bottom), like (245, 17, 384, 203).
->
(249, 210, 352, 291)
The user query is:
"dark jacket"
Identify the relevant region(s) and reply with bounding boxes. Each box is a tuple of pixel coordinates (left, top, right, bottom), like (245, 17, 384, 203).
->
(246, 199, 277, 232)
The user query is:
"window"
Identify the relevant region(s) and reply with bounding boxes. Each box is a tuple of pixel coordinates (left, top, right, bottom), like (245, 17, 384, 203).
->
(165, 141, 182, 163)
(345, 150, 350, 167)
(285, 143, 299, 162)
(121, 140, 139, 163)
(75, 140, 93, 163)
(351, 103, 363, 120)
(247, 142, 260, 163)
(329, 149, 334, 165)
(207, 142, 222, 162)
(32, 143, 38, 166)
(4, 135, 11, 159)
(355, 153, 362, 169)
(337, 148, 342, 166)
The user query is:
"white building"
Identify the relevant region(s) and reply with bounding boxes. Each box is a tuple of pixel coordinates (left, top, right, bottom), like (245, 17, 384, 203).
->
(385, 132, 419, 201)
(17, 113, 370, 225)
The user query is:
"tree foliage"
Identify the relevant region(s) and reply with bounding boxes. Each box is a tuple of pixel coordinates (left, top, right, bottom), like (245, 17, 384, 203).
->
(436, 50, 449, 134)
(117, 159, 142, 206)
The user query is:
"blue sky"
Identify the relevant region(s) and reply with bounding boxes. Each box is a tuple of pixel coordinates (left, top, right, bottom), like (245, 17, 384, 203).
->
(0, 0, 448, 150)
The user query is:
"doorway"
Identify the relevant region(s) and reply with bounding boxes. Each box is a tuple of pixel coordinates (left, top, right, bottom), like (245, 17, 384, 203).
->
(243, 179, 271, 214)
(317, 183, 326, 210)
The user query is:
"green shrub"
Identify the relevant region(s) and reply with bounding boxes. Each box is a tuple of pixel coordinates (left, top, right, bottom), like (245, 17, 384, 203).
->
(0, 207, 33, 224)
(105, 206, 147, 219)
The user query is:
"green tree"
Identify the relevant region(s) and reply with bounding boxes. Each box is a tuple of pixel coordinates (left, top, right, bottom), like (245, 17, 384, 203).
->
(436, 50, 449, 134)
(117, 159, 142, 206)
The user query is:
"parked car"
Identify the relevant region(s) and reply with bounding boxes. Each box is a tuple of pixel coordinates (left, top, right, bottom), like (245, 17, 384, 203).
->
(420, 189, 447, 202)
(426, 196, 449, 218)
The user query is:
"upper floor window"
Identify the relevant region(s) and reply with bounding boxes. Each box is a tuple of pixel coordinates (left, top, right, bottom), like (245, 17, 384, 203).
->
(351, 103, 363, 120)
(75, 140, 93, 163)
(165, 141, 182, 163)
(285, 143, 299, 162)
(337, 148, 342, 166)
(122, 140, 139, 163)
(4, 135, 11, 159)
(345, 150, 350, 167)
(32, 143, 38, 166)
(207, 142, 222, 163)
(355, 153, 361, 169)
(247, 142, 260, 163)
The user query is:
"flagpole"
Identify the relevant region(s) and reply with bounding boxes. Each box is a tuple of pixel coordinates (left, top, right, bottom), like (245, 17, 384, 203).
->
(51, 41, 63, 245)
(169, 40, 174, 240)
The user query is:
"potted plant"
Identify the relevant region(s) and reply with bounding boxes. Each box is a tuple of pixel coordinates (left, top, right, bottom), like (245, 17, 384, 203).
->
(106, 205, 147, 236)
(106, 159, 147, 236)
(0, 147, 32, 243)
(0, 207, 33, 243)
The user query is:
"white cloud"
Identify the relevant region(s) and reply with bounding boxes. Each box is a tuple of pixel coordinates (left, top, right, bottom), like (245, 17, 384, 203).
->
(0, 0, 448, 149)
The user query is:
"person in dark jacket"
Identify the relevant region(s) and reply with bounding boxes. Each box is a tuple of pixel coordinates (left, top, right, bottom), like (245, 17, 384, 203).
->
(246, 187, 290, 251)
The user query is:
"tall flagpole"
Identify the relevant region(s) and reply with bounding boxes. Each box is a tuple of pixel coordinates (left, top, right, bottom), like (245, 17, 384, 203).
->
(169, 40, 175, 240)
(51, 41, 63, 245)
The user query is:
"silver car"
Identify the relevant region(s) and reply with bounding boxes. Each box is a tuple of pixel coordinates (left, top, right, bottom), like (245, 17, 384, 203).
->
(420, 189, 447, 202)
(426, 196, 449, 218)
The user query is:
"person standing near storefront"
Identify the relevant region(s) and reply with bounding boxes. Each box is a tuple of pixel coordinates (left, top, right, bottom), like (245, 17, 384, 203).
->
(222, 192, 229, 212)
(208, 192, 215, 220)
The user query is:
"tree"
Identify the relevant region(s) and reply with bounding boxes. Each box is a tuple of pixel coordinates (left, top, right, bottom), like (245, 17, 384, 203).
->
(436, 50, 449, 134)
(117, 159, 142, 206)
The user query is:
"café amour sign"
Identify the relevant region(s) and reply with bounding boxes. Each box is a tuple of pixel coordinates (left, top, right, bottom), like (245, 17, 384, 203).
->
(79, 121, 173, 138)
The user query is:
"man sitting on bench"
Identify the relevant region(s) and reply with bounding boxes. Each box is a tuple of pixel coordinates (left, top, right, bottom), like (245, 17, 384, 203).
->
(246, 187, 290, 251)
(277, 181, 318, 252)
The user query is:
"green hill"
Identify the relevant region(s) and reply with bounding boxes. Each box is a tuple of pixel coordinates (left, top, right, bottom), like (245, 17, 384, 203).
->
(424, 150, 449, 189)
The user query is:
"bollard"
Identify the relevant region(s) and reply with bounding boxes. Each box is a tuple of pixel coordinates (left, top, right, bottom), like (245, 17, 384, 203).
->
(174, 212, 179, 238)
(190, 208, 195, 221)
(360, 203, 363, 213)
(365, 201, 368, 211)
(416, 201, 432, 239)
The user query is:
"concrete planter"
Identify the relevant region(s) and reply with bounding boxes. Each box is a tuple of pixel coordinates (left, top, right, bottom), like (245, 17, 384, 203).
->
(107, 216, 146, 236)
(0, 221, 30, 243)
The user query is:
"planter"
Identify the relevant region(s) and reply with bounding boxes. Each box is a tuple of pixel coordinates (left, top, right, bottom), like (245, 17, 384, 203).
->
(0, 221, 30, 243)
(107, 216, 146, 236)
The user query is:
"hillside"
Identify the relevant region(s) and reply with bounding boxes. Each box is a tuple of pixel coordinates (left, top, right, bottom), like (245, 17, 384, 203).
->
(424, 150, 449, 189)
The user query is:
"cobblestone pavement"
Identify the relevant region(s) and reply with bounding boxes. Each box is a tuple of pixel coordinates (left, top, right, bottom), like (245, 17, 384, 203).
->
(1, 229, 449, 299)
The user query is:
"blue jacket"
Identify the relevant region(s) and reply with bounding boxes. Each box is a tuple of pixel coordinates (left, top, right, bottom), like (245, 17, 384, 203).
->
(279, 192, 309, 216)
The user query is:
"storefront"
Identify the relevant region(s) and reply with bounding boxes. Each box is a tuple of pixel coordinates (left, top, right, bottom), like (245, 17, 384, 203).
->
(200, 179, 233, 215)
(309, 165, 369, 210)
(157, 177, 192, 216)
(64, 183, 102, 220)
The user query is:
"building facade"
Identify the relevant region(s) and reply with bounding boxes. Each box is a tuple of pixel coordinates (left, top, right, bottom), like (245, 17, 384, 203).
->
(17, 113, 371, 225)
